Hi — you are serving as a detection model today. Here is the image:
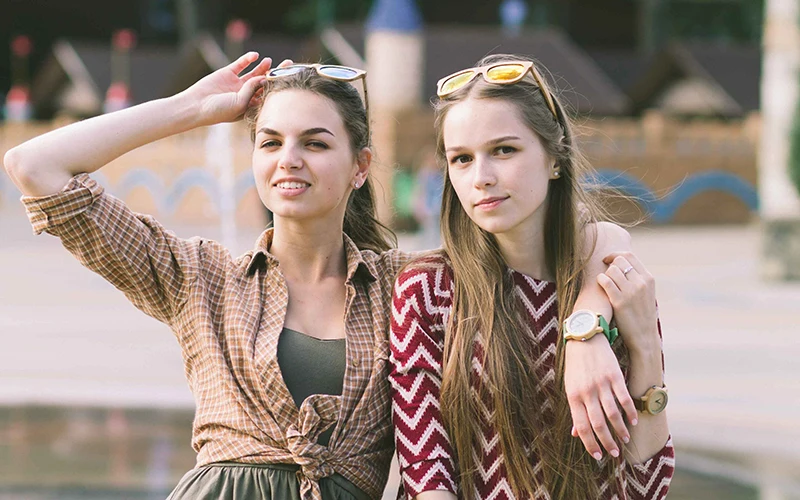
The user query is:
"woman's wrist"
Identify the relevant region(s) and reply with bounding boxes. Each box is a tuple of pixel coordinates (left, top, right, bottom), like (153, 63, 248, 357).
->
(627, 344, 664, 395)
(624, 327, 661, 359)
(168, 92, 206, 130)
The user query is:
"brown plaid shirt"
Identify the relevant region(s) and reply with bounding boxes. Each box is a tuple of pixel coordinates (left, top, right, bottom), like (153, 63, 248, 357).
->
(22, 174, 411, 500)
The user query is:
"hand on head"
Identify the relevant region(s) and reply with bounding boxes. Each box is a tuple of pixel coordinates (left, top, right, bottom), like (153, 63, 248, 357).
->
(182, 52, 294, 126)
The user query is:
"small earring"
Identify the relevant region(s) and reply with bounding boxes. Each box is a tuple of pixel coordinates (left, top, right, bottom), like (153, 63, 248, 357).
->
(552, 170, 561, 178)
(353, 180, 360, 188)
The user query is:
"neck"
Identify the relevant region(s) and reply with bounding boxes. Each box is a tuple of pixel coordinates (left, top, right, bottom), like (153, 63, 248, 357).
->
(494, 220, 551, 281)
(269, 216, 347, 282)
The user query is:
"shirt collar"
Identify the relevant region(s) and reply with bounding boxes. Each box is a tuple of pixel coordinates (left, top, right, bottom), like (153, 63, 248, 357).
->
(246, 228, 378, 283)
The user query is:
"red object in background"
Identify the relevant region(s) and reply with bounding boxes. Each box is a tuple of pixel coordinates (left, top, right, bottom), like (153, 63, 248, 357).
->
(12, 36, 32, 57)
(7, 86, 30, 103)
(226, 19, 251, 42)
(104, 82, 131, 113)
(113, 29, 137, 50)
(5, 85, 32, 122)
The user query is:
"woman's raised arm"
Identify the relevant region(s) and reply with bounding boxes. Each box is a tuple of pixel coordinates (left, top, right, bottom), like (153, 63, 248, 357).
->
(3, 52, 272, 197)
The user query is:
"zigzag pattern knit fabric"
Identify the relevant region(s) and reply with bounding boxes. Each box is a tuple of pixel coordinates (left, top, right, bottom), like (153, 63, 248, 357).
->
(390, 259, 675, 499)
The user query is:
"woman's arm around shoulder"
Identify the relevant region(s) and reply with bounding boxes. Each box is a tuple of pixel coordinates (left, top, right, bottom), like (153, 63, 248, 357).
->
(564, 221, 638, 460)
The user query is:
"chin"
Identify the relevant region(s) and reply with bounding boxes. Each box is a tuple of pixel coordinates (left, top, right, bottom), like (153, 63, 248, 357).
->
(472, 218, 514, 236)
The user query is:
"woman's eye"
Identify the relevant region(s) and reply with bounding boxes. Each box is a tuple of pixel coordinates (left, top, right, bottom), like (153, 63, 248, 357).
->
(496, 145, 516, 155)
(450, 155, 471, 165)
(307, 141, 328, 149)
(260, 140, 280, 148)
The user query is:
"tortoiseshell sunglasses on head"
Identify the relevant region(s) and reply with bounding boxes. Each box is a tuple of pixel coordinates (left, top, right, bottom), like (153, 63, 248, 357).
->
(266, 64, 370, 141)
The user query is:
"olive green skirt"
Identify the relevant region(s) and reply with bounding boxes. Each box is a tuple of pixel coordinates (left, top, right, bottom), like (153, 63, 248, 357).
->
(167, 462, 371, 500)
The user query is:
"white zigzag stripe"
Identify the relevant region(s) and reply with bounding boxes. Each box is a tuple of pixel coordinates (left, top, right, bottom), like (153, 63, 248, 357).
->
(532, 343, 557, 373)
(391, 314, 445, 359)
(433, 265, 452, 300)
(402, 461, 457, 493)
(396, 269, 449, 318)
(396, 417, 453, 456)
(471, 387, 494, 422)
(535, 316, 559, 341)
(480, 478, 515, 500)
(627, 454, 676, 494)
(476, 455, 505, 483)
(391, 316, 425, 354)
(478, 428, 500, 454)
(520, 274, 551, 295)
(397, 442, 452, 469)
(390, 369, 441, 402)
(394, 342, 442, 374)
(516, 286, 557, 321)
(392, 391, 442, 427)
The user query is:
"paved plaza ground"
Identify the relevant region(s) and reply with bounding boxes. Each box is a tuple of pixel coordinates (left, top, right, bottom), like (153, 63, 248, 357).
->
(1, 202, 799, 498)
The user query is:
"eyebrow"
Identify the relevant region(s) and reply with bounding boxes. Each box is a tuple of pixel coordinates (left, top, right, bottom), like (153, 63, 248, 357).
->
(445, 135, 521, 153)
(257, 127, 335, 137)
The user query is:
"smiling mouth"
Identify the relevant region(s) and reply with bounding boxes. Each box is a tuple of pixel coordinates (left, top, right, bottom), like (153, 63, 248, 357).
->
(275, 181, 310, 189)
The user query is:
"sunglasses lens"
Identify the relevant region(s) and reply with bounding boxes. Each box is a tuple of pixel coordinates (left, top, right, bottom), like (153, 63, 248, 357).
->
(269, 66, 304, 77)
(486, 64, 527, 82)
(318, 66, 359, 79)
(440, 71, 476, 95)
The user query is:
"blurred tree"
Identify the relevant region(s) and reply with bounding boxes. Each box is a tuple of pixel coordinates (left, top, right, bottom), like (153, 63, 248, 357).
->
(662, 0, 764, 43)
(790, 25, 800, 197)
(791, 90, 800, 197)
(282, 0, 371, 31)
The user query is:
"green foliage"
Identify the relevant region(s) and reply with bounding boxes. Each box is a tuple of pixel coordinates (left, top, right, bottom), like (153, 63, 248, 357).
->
(790, 79, 800, 198)
(283, 0, 371, 32)
(662, 0, 764, 43)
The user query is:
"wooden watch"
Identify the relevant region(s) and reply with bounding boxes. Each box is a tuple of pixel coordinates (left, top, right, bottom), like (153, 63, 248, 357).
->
(633, 385, 668, 415)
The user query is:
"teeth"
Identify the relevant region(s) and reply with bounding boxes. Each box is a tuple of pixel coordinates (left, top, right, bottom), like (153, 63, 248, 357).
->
(276, 182, 309, 189)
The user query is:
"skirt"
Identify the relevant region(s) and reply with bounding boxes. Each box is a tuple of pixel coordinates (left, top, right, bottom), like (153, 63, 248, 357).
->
(167, 462, 372, 500)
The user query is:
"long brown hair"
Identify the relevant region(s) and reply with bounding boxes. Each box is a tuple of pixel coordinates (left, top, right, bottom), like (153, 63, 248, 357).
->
(433, 54, 626, 499)
(244, 68, 396, 253)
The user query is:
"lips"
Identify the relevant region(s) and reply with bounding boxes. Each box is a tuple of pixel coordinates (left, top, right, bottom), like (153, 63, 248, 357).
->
(475, 196, 508, 208)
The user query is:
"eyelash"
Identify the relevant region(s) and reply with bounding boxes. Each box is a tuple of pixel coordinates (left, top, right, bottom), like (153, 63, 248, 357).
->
(449, 154, 471, 166)
(449, 146, 517, 165)
(259, 140, 329, 149)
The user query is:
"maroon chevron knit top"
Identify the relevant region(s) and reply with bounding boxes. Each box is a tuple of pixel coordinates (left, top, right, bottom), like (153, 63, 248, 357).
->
(390, 259, 675, 500)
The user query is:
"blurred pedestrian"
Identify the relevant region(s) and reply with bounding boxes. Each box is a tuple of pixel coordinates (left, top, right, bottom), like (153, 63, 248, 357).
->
(411, 147, 443, 249)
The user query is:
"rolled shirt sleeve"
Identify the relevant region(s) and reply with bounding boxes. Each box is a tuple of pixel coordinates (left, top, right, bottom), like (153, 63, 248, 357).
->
(21, 173, 201, 325)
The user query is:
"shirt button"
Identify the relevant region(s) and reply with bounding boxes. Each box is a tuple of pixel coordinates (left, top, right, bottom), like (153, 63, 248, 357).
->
(351, 357, 360, 367)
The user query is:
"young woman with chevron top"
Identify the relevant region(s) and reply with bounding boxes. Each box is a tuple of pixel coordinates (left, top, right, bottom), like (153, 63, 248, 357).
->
(6, 52, 648, 499)
(390, 55, 674, 500)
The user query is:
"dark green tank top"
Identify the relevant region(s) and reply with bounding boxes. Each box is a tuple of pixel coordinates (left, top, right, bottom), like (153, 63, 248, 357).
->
(276, 328, 347, 447)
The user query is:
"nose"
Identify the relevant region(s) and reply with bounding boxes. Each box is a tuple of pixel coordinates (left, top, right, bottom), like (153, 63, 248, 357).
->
(472, 156, 496, 188)
(278, 146, 303, 170)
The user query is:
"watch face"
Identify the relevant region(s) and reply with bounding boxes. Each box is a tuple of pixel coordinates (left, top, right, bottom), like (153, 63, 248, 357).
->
(647, 389, 669, 414)
(568, 311, 596, 336)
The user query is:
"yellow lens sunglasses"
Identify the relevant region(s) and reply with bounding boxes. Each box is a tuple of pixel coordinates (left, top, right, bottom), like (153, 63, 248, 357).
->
(436, 61, 558, 120)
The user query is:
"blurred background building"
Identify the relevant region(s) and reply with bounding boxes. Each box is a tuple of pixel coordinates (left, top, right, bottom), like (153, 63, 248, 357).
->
(0, 0, 770, 230)
(2, 0, 800, 499)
